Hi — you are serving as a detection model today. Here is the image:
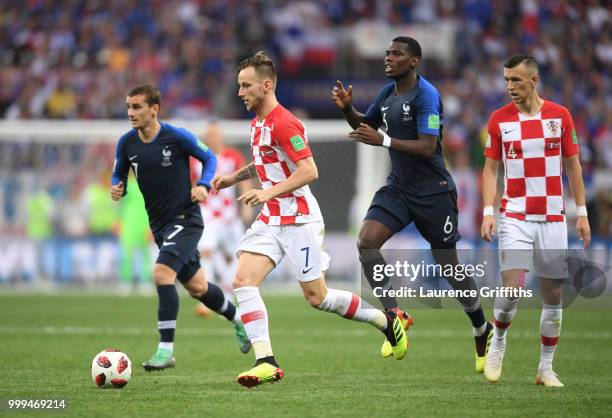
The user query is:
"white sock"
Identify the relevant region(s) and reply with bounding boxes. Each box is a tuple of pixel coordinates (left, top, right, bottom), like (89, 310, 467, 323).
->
(317, 288, 387, 331)
(493, 296, 519, 339)
(234, 286, 272, 359)
(158, 342, 173, 352)
(539, 303, 562, 370)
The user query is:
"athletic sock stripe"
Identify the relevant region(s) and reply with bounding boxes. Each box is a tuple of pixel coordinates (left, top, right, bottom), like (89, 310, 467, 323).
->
(241, 310, 265, 325)
(343, 294, 360, 319)
(494, 319, 511, 330)
(541, 335, 560, 346)
(158, 320, 176, 329)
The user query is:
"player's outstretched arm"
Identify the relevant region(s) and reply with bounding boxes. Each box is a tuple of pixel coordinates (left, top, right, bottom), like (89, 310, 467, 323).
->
(348, 123, 437, 157)
(564, 154, 591, 249)
(238, 157, 317, 207)
(332, 80, 369, 130)
(481, 157, 499, 242)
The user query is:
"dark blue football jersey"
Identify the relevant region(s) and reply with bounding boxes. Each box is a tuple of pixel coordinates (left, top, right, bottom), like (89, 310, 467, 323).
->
(111, 122, 217, 235)
(365, 76, 455, 196)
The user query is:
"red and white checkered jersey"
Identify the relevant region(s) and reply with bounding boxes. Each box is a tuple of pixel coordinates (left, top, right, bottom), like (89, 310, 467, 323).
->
(191, 147, 245, 225)
(485, 100, 579, 222)
(249, 104, 323, 225)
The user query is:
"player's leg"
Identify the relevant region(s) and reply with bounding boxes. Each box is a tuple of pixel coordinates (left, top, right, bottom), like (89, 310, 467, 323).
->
(232, 220, 284, 387)
(289, 221, 408, 360)
(359, 186, 414, 357)
(299, 276, 407, 360)
(484, 216, 534, 382)
(358, 185, 411, 311)
(431, 246, 491, 371)
(533, 221, 567, 387)
(483, 268, 524, 382)
(233, 251, 280, 387)
(143, 258, 179, 371)
(180, 260, 251, 354)
(412, 190, 491, 371)
(535, 277, 564, 387)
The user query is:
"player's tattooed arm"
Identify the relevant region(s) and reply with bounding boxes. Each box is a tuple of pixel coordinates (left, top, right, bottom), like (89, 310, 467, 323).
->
(212, 163, 257, 192)
(234, 163, 257, 182)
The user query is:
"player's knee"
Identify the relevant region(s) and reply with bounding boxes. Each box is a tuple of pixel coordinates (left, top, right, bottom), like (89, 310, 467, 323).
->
(356, 234, 380, 252)
(186, 281, 206, 299)
(232, 273, 255, 289)
(153, 268, 174, 286)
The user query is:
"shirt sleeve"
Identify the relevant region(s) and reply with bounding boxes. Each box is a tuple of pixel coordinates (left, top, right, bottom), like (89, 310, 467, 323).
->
(561, 107, 579, 157)
(178, 128, 217, 189)
(484, 113, 502, 160)
(111, 135, 130, 196)
(274, 119, 313, 163)
(416, 88, 441, 136)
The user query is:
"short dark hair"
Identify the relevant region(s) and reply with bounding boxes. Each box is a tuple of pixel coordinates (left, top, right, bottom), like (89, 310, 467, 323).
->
(127, 85, 161, 107)
(392, 36, 422, 58)
(504, 54, 539, 73)
(238, 51, 277, 84)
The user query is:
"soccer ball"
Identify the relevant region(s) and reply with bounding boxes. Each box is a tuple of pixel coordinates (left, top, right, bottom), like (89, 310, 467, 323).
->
(91, 348, 132, 389)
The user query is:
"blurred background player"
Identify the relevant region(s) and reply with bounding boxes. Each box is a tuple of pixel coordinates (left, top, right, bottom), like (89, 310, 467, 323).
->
(118, 173, 152, 293)
(481, 55, 591, 387)
(111, 85, 250, 372)
(332, 36, 492, 372)
(191, 122, 253, 318)
(213, 51, 408, 388)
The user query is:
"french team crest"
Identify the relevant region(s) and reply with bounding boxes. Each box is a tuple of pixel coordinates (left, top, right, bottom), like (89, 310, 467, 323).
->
(402, 102, 412, 122)
(161, 146, 172, 167)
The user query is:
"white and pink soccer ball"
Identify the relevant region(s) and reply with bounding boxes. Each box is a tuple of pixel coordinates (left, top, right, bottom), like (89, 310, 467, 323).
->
(91, 349, 132, 389)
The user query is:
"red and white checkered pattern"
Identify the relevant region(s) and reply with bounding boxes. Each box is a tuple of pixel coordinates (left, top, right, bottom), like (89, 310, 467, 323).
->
(249, 105, 322, 225)
(191, 147, 244, 225)
(485, 101, 579, 222)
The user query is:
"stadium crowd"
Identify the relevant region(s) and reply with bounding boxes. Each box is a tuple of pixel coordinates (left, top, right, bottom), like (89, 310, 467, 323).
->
(0, 0, 610, 241)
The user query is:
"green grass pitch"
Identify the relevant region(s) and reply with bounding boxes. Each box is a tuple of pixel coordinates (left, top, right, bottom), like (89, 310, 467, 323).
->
(1, 294, 611, 417)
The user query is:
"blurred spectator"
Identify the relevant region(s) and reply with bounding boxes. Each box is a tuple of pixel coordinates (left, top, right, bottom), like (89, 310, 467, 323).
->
(0, 0, 610, 240)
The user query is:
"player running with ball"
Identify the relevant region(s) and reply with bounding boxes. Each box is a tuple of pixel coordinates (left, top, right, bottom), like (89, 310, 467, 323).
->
(212, 52, 408, 388)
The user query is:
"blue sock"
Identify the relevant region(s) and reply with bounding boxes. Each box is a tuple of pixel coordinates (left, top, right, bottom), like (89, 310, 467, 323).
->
(157, 284, 179, 343)
(199, 282, 236, 322)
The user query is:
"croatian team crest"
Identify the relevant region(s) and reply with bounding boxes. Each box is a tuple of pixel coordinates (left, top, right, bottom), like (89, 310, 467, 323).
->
(546, 120, 559, 136)
(161, 146, 172, 167)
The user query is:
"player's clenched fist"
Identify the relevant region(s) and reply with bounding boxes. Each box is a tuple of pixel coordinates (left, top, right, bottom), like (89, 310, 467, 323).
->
(191, 185, 209, 202)
(110, 181, 124, 201)
(481, 215, 496, 242)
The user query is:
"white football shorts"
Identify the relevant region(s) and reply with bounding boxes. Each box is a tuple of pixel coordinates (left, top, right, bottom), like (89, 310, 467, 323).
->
(237, 220, 330, 282)
(498, 215, 568, 279)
